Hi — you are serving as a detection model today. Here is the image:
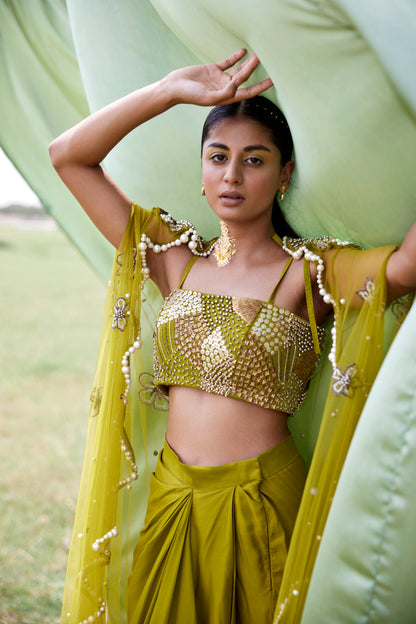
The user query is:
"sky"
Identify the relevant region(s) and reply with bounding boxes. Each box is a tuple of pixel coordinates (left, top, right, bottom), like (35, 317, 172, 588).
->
(0, 148, 41, 208)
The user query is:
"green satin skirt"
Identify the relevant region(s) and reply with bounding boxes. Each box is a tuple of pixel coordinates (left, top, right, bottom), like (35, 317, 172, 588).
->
(127, 436, 306, 624)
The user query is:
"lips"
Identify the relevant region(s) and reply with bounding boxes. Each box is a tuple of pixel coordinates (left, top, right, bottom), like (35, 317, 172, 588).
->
(220, 191, 244, 200)
(219, 191, 245, 207)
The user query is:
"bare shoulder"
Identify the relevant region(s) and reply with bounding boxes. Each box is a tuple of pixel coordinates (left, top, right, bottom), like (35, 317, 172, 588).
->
(149, 244, 193, 298)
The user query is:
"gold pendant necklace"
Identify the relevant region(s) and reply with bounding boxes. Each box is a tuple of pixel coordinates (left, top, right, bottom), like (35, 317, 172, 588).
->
(214, 220, 237, 267)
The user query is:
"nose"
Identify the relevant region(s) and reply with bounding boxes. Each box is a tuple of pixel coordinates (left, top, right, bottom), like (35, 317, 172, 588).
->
(223, 158, 242, 185)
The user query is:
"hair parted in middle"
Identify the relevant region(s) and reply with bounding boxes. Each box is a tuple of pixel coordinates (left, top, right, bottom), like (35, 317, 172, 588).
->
(201, 95, 296, 238)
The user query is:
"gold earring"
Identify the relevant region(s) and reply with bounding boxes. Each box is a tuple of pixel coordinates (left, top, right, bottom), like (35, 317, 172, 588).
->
(280, 185, 286, 202)
(201, 185, 206, 196)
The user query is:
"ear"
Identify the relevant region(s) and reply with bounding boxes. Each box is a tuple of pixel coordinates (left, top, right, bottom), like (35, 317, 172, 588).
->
(281, 160, 295, 188)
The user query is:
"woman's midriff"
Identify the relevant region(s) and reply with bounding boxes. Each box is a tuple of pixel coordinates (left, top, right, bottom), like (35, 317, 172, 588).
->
(166, 386, 290, 466)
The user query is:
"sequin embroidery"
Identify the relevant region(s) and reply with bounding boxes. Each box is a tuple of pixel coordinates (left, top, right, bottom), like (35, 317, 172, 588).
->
(153, 289, 326, 414)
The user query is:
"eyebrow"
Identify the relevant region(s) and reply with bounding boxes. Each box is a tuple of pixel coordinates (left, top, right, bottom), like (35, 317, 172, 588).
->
(207, 142, 272, 153)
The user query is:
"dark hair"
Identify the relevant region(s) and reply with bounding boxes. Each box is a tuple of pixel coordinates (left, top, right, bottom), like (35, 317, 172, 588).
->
(201, 95, 296, 237)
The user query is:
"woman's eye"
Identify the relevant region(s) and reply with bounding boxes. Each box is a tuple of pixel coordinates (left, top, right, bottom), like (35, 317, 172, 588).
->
(245, 156, 262, 165)
(210, 153, 227, 163)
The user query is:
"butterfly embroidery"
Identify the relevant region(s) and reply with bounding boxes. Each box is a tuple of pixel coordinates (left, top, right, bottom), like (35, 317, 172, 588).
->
(356, 276, 375, 303)
(331, 363, 358, 397)
(138, 372, 169, 411)
(89, 386, 104, 417)
(112, 296, 128, 331)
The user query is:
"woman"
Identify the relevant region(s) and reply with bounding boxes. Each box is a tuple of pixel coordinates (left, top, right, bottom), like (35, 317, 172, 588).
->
(50, 50, 416, 624)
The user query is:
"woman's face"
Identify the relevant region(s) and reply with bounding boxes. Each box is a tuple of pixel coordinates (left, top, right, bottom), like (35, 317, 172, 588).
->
(201, 116, 293, 226)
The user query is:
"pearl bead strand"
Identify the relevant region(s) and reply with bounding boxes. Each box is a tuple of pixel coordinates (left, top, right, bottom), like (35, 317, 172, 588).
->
(281, 236, 350, 377)
(92, 526, 119, 552)
(121, 326, 142, 406)
(119, 436, 138, 489)
(123, 223, 217, 405)
(138, 223, 218, 291)
(74, 598, 107, 624)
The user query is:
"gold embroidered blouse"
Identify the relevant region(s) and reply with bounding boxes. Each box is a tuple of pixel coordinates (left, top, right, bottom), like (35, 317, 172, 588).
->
(153, 273, 326, 413)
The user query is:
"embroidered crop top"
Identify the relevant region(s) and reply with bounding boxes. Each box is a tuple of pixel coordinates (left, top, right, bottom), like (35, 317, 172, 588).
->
(153, 251, 326, 414)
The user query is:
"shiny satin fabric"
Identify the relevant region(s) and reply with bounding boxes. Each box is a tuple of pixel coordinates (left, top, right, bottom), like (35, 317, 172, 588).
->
(128, 437, 306, 624)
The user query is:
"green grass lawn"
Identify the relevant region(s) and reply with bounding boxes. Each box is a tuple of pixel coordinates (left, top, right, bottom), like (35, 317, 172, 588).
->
(0, 222, 106, 623)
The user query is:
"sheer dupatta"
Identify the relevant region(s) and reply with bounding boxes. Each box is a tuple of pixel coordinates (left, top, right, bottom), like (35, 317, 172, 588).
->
(60, 203, 213, 624)
(274, 241, 402, 622)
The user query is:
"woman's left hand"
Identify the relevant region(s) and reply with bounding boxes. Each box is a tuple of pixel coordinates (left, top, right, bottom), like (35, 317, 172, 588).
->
(163, 49, 273, 107)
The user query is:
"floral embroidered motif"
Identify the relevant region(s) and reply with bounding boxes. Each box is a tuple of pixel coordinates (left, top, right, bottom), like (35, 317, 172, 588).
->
(314, 237, 333, 250)
(356, 276, 375, 302)
(112, 297, 128, 331)
(331, 363, 358, 397)
(284, 235, 355, 253)
(116, 252, 123, 275)
(160, 209, 195, 233)
(116, 248, 137, 276)
(90, 386, 103, 417)
(138, 372, 169, 411)
(391, 294, 414, 321)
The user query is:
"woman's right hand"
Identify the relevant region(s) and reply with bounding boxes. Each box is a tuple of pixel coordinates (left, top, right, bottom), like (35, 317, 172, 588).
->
(163, 49, 273, 107)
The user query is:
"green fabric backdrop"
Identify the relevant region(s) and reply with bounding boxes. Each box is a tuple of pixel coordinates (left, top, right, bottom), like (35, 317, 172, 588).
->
(1, 1, 415, 621)
(0, 0, 113, 278)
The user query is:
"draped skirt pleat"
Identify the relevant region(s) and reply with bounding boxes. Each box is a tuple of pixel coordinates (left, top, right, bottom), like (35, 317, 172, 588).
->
(127, 436, 306, 624)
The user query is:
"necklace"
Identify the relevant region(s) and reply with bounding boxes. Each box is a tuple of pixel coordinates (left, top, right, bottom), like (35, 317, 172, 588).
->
(213, 220, 237, 267)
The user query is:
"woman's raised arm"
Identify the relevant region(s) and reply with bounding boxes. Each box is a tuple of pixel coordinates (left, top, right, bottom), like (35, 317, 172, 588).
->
(386, 221, 416, 301)
(49, 49, 272, 248)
